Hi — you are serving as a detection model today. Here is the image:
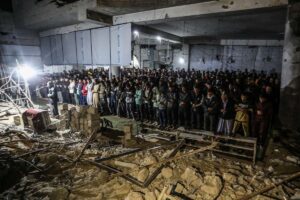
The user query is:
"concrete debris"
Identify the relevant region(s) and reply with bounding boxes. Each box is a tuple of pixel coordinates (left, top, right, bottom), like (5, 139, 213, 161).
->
(138, 168, 150, 182)
(200, 175, 222, 197)
(125, 191, 144, 200)
(114, 160, 138, 169)
(223, 172, 237, 184)
(181, 167, 201, 186)
(144, 191, 157, 200)
(161, 167, 173, 179)
(1, 104, 300, 200)
(286, 155, 300, 164)
(141, 154, 158, 166)
(291, 191, 300, 200)
(37, 186, 69, 200)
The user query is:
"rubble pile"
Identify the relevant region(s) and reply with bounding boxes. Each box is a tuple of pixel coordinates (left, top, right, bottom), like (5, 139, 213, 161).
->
(0, 103, 300, 200)
(58, 104, 101, 136)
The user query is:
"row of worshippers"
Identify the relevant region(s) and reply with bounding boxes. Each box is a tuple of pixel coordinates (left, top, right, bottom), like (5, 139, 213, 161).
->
(42, 68, 279, 147)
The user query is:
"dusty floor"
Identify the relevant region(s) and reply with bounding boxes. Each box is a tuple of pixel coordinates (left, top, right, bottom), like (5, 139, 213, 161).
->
(1, 103, 300, 200)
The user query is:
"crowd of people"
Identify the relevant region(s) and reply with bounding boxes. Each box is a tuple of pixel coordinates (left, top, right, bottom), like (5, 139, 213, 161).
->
(37, 68, 280, 147)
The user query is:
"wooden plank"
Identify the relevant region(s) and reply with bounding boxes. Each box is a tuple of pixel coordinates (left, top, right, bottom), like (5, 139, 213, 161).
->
(212, 149, 253, 160)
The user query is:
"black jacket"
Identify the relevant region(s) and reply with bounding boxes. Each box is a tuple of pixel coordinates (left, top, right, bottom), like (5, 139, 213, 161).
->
(202, 95, 219, 115)
(219, 99, 235, 119)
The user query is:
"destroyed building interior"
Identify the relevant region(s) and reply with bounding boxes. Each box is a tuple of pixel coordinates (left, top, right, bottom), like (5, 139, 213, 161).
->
(1, 0, 300, 199)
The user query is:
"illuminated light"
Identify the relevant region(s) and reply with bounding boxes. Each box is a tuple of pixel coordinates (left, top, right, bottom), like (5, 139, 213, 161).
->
(133, 30, 139, 37)
(18, 64, 37, 80)
(156, 36, 162, 42)
(179, 57, 185, 64)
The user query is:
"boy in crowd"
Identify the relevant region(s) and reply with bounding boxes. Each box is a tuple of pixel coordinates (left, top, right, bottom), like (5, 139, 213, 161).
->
(232, 93, 253, 137)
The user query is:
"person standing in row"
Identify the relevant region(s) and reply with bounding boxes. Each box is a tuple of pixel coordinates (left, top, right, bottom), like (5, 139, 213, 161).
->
(202, 89, 219, 132)
(81, 80, 88, 105)
(92, 79, 100, 108)
(68, 79, 75, 105)
(48, 82, 58, 117)
(217, 93, 235, 135)
(87, 79, 93, 106)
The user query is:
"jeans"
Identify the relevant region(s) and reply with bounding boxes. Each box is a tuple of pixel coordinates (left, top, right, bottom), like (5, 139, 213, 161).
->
(126, 102, 134, 119)
(178, 106, 189, 128)
(136, 104, 143, 121)
(143, 102, 152, 121)
(204, 113, 217, 132)
(75, 94, 80, 105)
(167, 107, 177, 126)
(80, 95, 87, 105)
(191, 108, 203, 129)
(158, 109, 167, 128)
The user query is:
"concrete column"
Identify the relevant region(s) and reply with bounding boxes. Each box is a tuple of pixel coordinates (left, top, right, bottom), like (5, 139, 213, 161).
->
(280, 1, 300, 130)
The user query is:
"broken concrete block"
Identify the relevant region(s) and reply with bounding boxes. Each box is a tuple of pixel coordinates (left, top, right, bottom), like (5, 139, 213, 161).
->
(141, 154, 157, 166)
(124, 125, 133, 135)
(114, 161, 138, 169)
(200, 175, 222, 197)
(223, 172, 237, 184)
(87, 106, 98, 114)
(76, 105, 88, 114)
(58, 103, 68, 111)
(174, 182, 187, 194)
(137, 168, 149, 182)
(125, 191, 144, 200)
(161, 167, 173, 179)
(291, 191, 300, 200)
(144, 192, 156, 200)
(87, 113, 100, 120)
(286, 155, 300, 164)
(181, 167, 199, 185)
(49, 187, 69, 200)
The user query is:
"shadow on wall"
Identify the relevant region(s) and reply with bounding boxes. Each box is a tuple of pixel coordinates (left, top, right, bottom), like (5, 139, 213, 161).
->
(280, 76, 300, 131)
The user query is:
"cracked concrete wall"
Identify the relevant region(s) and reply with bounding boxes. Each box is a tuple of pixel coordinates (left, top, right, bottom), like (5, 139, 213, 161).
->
(280, 2, 300, 130)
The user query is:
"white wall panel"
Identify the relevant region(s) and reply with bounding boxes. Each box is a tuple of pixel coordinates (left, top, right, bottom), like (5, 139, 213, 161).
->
(110, 23, 131, 66)
(91, 27, 110, 65)
(76, 30, 92, 65)
(62, 32, 77, 64)
(50, 35, 63, 64)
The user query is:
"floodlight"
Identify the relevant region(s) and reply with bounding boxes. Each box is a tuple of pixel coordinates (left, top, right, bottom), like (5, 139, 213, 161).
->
(133, 30, 139, 37)
(18, 64, 37, 80)
(179, 57, 185, 64)
(156, 36, 162, 42)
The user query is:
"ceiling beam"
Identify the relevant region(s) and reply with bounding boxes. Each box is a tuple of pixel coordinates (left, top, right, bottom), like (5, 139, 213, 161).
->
(86, 9, 113, 25)
(132, 24, 182, 42)
(113, 0, 288, 25)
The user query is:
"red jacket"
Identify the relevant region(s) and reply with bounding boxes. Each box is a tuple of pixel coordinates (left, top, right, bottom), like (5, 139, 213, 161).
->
(82, 84, 88, 96)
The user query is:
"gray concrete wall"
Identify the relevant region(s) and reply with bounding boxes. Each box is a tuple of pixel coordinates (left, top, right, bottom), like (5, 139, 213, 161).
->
(12, 0, 97, 30)
(190, 40, 283, 73)
(173, 44, 189, 70)
(279, 2, 300, 130)
(0, 11, 42, 69)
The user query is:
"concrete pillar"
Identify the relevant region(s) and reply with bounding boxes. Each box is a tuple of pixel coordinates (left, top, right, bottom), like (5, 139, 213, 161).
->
(280, 1, 300, 130)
